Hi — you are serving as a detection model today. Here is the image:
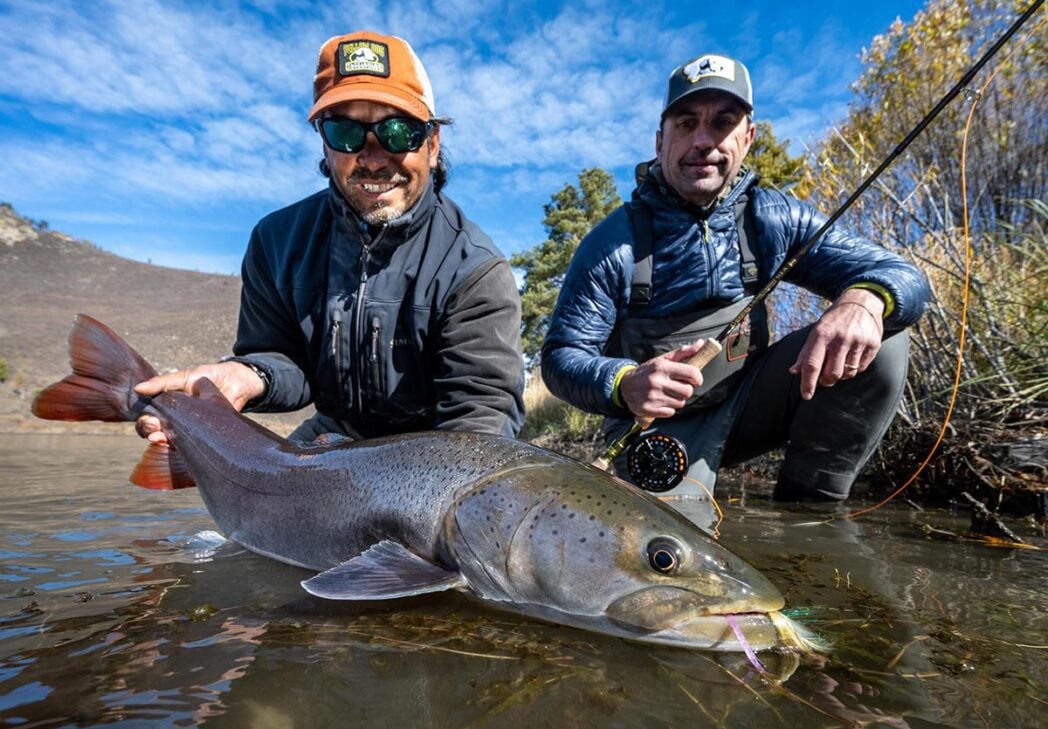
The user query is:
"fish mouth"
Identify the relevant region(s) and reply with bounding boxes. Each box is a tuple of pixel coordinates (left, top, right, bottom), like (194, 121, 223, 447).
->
(606, 587, 818, 652)
(604, 585, 788, 649)
(646, 612, 782, 652)
(606, 585, 784, 630)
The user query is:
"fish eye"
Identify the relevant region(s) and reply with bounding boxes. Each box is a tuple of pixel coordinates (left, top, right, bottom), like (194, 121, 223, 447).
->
(647, 537, 683, 574)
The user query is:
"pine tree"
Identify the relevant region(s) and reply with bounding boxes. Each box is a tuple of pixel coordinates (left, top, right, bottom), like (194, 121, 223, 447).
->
(747, 120, 806, 191)
(511, 168, 621, 359)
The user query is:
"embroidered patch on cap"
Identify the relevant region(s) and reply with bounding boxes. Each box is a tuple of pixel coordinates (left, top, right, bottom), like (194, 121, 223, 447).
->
(338, 40, 390, 78)
(683, 54, 735, 84)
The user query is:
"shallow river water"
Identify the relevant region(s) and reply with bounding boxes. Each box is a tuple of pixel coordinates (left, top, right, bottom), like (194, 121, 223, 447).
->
(1, 432, 1046, 728)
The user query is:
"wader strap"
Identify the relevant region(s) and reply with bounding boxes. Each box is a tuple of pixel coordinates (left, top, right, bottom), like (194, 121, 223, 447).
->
(734, 193, 760, 294)
(627, 194, 760, 310)
(626, 201, 654, 311)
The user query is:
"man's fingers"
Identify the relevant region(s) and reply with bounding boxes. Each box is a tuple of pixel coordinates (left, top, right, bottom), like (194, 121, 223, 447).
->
(135, 415, 170, 445)
(662, 339, 705, 363)
(135, 415, 157, 438)
(790, 339, 826, 400)
(134, 370, 191, 396)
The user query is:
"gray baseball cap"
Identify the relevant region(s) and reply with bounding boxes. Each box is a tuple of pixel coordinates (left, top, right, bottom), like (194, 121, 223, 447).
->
(663, 53, 753, 116)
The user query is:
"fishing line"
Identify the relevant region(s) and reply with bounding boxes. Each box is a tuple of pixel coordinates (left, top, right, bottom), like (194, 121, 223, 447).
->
(844, 7, 1046, 522)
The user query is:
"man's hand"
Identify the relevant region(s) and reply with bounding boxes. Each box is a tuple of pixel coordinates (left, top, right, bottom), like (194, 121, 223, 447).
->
(789, 289, 885, 399)
(619, 341, 706, 420)
(133, 361, 266, 444)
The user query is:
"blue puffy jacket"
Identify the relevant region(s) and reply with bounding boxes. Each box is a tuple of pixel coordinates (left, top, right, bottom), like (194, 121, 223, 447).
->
(541, 168, 930, 416)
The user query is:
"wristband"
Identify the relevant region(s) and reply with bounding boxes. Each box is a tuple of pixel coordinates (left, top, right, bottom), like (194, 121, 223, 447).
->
(846, 283, 894, 319)
(611, 364, 637, 409)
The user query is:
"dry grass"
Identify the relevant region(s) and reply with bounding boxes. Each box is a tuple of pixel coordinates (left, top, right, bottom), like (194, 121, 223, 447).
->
(520, 371, 603, 462)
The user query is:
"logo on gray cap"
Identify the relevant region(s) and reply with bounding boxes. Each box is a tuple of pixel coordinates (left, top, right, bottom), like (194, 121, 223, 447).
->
(683, 55, 734, 83)
(663, 52, 753, 114)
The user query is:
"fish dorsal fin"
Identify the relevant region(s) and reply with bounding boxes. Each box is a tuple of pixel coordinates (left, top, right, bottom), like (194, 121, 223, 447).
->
(130, 442, 197, 490)
(300, 540, 465, 600)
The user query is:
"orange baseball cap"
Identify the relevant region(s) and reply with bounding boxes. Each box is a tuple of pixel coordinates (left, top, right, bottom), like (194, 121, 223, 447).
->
(308, 31, 436, 122)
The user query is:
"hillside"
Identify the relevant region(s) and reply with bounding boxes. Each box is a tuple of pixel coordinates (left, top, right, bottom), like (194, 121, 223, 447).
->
(0, 203, 302, 434)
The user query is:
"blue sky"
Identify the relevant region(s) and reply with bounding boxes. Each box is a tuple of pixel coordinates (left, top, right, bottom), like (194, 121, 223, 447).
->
(1, 0, 926, 275)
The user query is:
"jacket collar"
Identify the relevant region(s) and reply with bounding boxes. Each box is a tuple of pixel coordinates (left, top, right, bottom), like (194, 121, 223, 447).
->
(327, 178, 438, 251)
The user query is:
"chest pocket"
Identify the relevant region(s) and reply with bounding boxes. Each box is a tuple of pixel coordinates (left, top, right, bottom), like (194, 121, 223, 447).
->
(610, 195, 768, 409)
(359, 301, 435, 432)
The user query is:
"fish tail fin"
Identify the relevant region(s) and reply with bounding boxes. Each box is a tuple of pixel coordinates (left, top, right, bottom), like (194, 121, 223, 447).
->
(32, 315, 195, 490)
(130, 442, 196, 490)
(32, 314, 158, 423)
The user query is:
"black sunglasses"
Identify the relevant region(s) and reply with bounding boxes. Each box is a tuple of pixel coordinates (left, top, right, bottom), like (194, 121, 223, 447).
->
(316, 116, 435, 154)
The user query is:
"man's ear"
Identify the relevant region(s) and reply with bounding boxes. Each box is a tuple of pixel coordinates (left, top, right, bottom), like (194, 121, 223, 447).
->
(741, 119, 756, 156)
(655, 128, 663, 157)
(428, 125, 441, 168)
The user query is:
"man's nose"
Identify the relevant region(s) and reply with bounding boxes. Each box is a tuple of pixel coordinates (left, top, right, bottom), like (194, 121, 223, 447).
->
(354, 131, 390, 166)
(689, 124, 716, 149)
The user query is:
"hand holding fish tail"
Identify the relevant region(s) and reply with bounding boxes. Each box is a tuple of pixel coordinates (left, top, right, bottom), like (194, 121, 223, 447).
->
(788, 289, 884, 400)
(134, 362, 266, 443)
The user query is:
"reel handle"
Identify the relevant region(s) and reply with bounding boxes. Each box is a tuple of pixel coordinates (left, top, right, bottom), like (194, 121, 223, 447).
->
(635, 338, 723, 430)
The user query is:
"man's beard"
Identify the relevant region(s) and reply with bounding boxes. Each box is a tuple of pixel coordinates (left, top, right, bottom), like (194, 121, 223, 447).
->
(345, 169, 411, 225)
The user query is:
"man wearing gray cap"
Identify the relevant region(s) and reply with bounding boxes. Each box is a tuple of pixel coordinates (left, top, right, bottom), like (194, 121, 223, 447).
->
(541, 53, 929, 513)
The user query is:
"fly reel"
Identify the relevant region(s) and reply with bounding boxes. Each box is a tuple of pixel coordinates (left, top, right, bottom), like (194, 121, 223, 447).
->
(626, 431, 688, 492)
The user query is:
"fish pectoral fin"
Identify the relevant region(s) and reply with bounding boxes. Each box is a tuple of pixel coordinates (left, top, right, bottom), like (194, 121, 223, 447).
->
(130, 442, 196, 490)
(301, 540, 466, 601)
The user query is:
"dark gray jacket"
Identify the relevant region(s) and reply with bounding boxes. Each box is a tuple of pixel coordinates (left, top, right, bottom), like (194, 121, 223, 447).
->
(542, 169, 930, 415)
(231, 181, 525, 438)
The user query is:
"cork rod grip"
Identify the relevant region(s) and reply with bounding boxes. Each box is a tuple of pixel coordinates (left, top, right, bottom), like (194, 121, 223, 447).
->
(685, 337, 723, 368)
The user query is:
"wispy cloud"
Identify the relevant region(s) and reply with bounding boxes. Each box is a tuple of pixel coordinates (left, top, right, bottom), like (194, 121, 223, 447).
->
(0, 0, 923, 270)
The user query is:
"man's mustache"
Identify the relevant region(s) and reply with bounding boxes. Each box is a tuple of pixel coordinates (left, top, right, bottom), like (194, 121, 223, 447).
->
(681, 154, 722, 165)
(348, 169, 409, 184)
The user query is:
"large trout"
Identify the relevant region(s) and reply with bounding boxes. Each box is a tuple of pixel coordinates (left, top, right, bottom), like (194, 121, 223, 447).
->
(32, 315, 819, 653)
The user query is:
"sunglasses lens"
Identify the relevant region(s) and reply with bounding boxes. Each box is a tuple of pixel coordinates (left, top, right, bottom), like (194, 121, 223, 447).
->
(375, 118, 424, 153)
(319, 117, 429, 154)
(321, 119, 367, 152)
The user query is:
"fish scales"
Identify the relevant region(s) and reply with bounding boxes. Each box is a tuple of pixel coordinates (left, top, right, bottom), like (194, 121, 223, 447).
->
(152, 387, 548, 571)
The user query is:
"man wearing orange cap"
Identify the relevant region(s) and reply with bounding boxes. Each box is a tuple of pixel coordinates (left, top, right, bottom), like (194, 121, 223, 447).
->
(135, 32, 525, 442)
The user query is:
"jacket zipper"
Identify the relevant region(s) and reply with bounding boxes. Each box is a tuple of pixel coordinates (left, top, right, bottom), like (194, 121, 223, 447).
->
(701, 218, 714, 300)
(370, 316, 382, 392)
(352, 225, 386, 421)
(330, 308, 344, 406)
